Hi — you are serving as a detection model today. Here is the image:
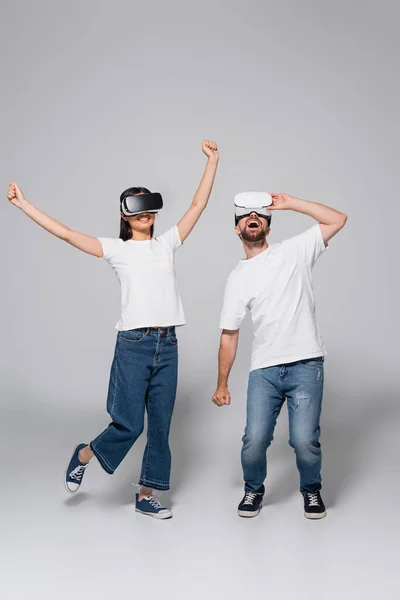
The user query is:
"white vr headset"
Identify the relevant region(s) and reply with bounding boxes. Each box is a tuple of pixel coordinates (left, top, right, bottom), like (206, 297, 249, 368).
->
(234, 192, 272, 224)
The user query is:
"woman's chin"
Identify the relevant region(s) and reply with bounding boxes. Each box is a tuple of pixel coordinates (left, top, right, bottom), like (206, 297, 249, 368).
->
(132, 225, 153, 235)
(135, 220, 154, 229)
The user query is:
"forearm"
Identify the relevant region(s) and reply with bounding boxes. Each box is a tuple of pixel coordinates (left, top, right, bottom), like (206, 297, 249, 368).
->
(17, 197, 102, 256)
(192, 158, 218, 212)
(20, 199, 71, 240)
(217, 333, 238, 387)
(289, 197, 347, 226)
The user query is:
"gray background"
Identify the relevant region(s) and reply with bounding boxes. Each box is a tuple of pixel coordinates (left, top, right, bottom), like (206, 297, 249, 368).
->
(1, 1, 399, 598)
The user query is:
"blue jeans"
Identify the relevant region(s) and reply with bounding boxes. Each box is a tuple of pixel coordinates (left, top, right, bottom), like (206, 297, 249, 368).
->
(242, 358, 324, 494)
(90, 327, 178, 491)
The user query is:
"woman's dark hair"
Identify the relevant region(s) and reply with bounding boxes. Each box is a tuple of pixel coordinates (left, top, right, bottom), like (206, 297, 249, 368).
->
(119, 186, 154, 241)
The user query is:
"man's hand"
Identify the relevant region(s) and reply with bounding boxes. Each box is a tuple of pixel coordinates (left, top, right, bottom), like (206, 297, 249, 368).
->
(202, 139, 219, 164)
(212, 330, 238, 407)
(7, 182, 26, 209)
(212, 386, 231, 407)
(269, 192, 347, 243)
(269, 193, 297, 210)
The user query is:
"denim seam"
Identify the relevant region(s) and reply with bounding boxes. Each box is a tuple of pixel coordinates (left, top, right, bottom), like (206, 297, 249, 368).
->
(90, 441, 115, 474)
(153, 337, 161, 367)
(142, 391, 152, 482)
(138, 477, 170, 490)
(109, 345, 119, 420)
(90, 343, 119, 475)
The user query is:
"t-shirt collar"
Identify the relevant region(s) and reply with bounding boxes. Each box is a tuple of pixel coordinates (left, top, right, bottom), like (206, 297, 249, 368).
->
(241, 244, 273, 263)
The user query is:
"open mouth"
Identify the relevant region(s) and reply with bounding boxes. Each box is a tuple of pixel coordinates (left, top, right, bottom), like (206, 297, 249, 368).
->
(247, 219, 261, 229)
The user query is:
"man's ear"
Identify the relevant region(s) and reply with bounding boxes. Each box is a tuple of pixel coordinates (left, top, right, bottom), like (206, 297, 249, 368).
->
(234, 224, 244, 241)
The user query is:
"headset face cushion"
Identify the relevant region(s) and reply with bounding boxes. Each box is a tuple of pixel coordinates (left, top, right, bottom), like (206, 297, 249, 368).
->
(234, 206, 271, 220)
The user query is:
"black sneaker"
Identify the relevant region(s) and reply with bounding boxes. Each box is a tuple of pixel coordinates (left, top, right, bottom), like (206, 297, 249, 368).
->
(238, 491, 263, 518)
(303, 491, 327, 519)
(64, 443, 88, 493)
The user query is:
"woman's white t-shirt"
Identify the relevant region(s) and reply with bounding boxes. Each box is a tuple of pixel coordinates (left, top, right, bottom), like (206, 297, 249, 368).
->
(219, 224, 327, 371)
(98, 225, 185, 331)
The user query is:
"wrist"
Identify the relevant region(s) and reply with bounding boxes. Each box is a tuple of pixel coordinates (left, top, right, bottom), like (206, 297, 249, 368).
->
(19, 198, 30, 211)
(207, 157, 219, 166)
(217, 380, 228, 389)
(288, 196, 303, 211)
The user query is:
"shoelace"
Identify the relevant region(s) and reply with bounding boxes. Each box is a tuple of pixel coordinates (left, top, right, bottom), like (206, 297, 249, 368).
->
(69, 464, 87, 481)
(307, 492, 320, 507)
(243, 492, 257, 506)
(147, 496, 164, 510)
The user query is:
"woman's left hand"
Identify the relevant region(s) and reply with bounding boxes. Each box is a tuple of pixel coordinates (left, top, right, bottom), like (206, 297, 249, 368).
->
(202, 139, 219, 163)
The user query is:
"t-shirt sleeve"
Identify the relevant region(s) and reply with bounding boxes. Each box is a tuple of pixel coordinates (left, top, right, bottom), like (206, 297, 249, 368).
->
(156, 225, 183, 255)
(288, 224, 327, 268)
(97, 238, 123, 263)
(219, 274, 247, 330)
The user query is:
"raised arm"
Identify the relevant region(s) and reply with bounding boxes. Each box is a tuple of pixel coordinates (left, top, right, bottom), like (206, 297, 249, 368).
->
(177, 140, 219, 243)
(7, 183, 103, 257)
(212, 329, 240, 407)
(269, 193, 347, 244)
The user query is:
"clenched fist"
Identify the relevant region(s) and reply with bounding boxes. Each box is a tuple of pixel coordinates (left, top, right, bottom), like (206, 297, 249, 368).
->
(7, 182, 26, 209)
(202, 139, 219, 163)
(212, 386, 231, 407)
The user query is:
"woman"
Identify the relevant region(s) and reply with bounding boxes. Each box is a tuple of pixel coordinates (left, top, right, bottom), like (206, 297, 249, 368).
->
(7, 139, 219, 519)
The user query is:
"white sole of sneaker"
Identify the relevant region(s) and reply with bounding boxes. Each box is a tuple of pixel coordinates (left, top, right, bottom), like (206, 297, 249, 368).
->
(135, 508, 173, 520)
(238, 506, 262, 518)
(304, 511, 327, 519)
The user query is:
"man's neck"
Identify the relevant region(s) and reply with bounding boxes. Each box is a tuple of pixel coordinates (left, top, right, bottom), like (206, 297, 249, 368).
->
(242, 239, 269, 260)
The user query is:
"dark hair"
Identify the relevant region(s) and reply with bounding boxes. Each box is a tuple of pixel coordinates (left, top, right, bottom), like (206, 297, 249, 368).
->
(119, 186, 154, 241)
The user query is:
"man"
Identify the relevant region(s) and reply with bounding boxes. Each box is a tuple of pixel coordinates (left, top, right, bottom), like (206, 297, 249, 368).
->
(212, 192, 347, 519)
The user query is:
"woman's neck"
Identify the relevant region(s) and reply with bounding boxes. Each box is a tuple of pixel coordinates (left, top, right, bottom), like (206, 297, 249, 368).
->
(130, 230, 152, 241)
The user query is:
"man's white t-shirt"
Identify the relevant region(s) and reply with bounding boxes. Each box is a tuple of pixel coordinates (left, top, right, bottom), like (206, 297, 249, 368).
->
(98, 225, 185, 331)
(219, 224, 327, 371)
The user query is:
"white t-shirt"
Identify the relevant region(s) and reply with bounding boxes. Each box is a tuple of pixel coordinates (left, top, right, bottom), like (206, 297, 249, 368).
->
(219, 224, 327, 371)
(99, 225, 185, 331)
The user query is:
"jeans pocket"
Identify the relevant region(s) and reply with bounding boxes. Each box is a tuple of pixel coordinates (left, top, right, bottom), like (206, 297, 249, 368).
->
(119, 328, 149, 343)
(168, 332, 178, 345)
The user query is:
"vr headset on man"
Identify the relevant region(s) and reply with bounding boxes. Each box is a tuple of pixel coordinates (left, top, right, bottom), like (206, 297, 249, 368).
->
(234, 192, 272, 226)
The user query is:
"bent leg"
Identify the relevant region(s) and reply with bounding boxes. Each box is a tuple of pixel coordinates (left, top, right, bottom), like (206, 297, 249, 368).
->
(90, 332, 153, 473)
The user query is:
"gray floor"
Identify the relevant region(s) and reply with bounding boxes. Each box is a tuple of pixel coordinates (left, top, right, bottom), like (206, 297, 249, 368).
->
(2, 381, 398, 600)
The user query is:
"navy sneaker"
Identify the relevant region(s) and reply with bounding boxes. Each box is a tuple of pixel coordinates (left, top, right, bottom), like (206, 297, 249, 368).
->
(135, 494, 173, 519)
(65, 443, 88, 493)
(303, 491, 327, 519)
(238, 491, 263, 518)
